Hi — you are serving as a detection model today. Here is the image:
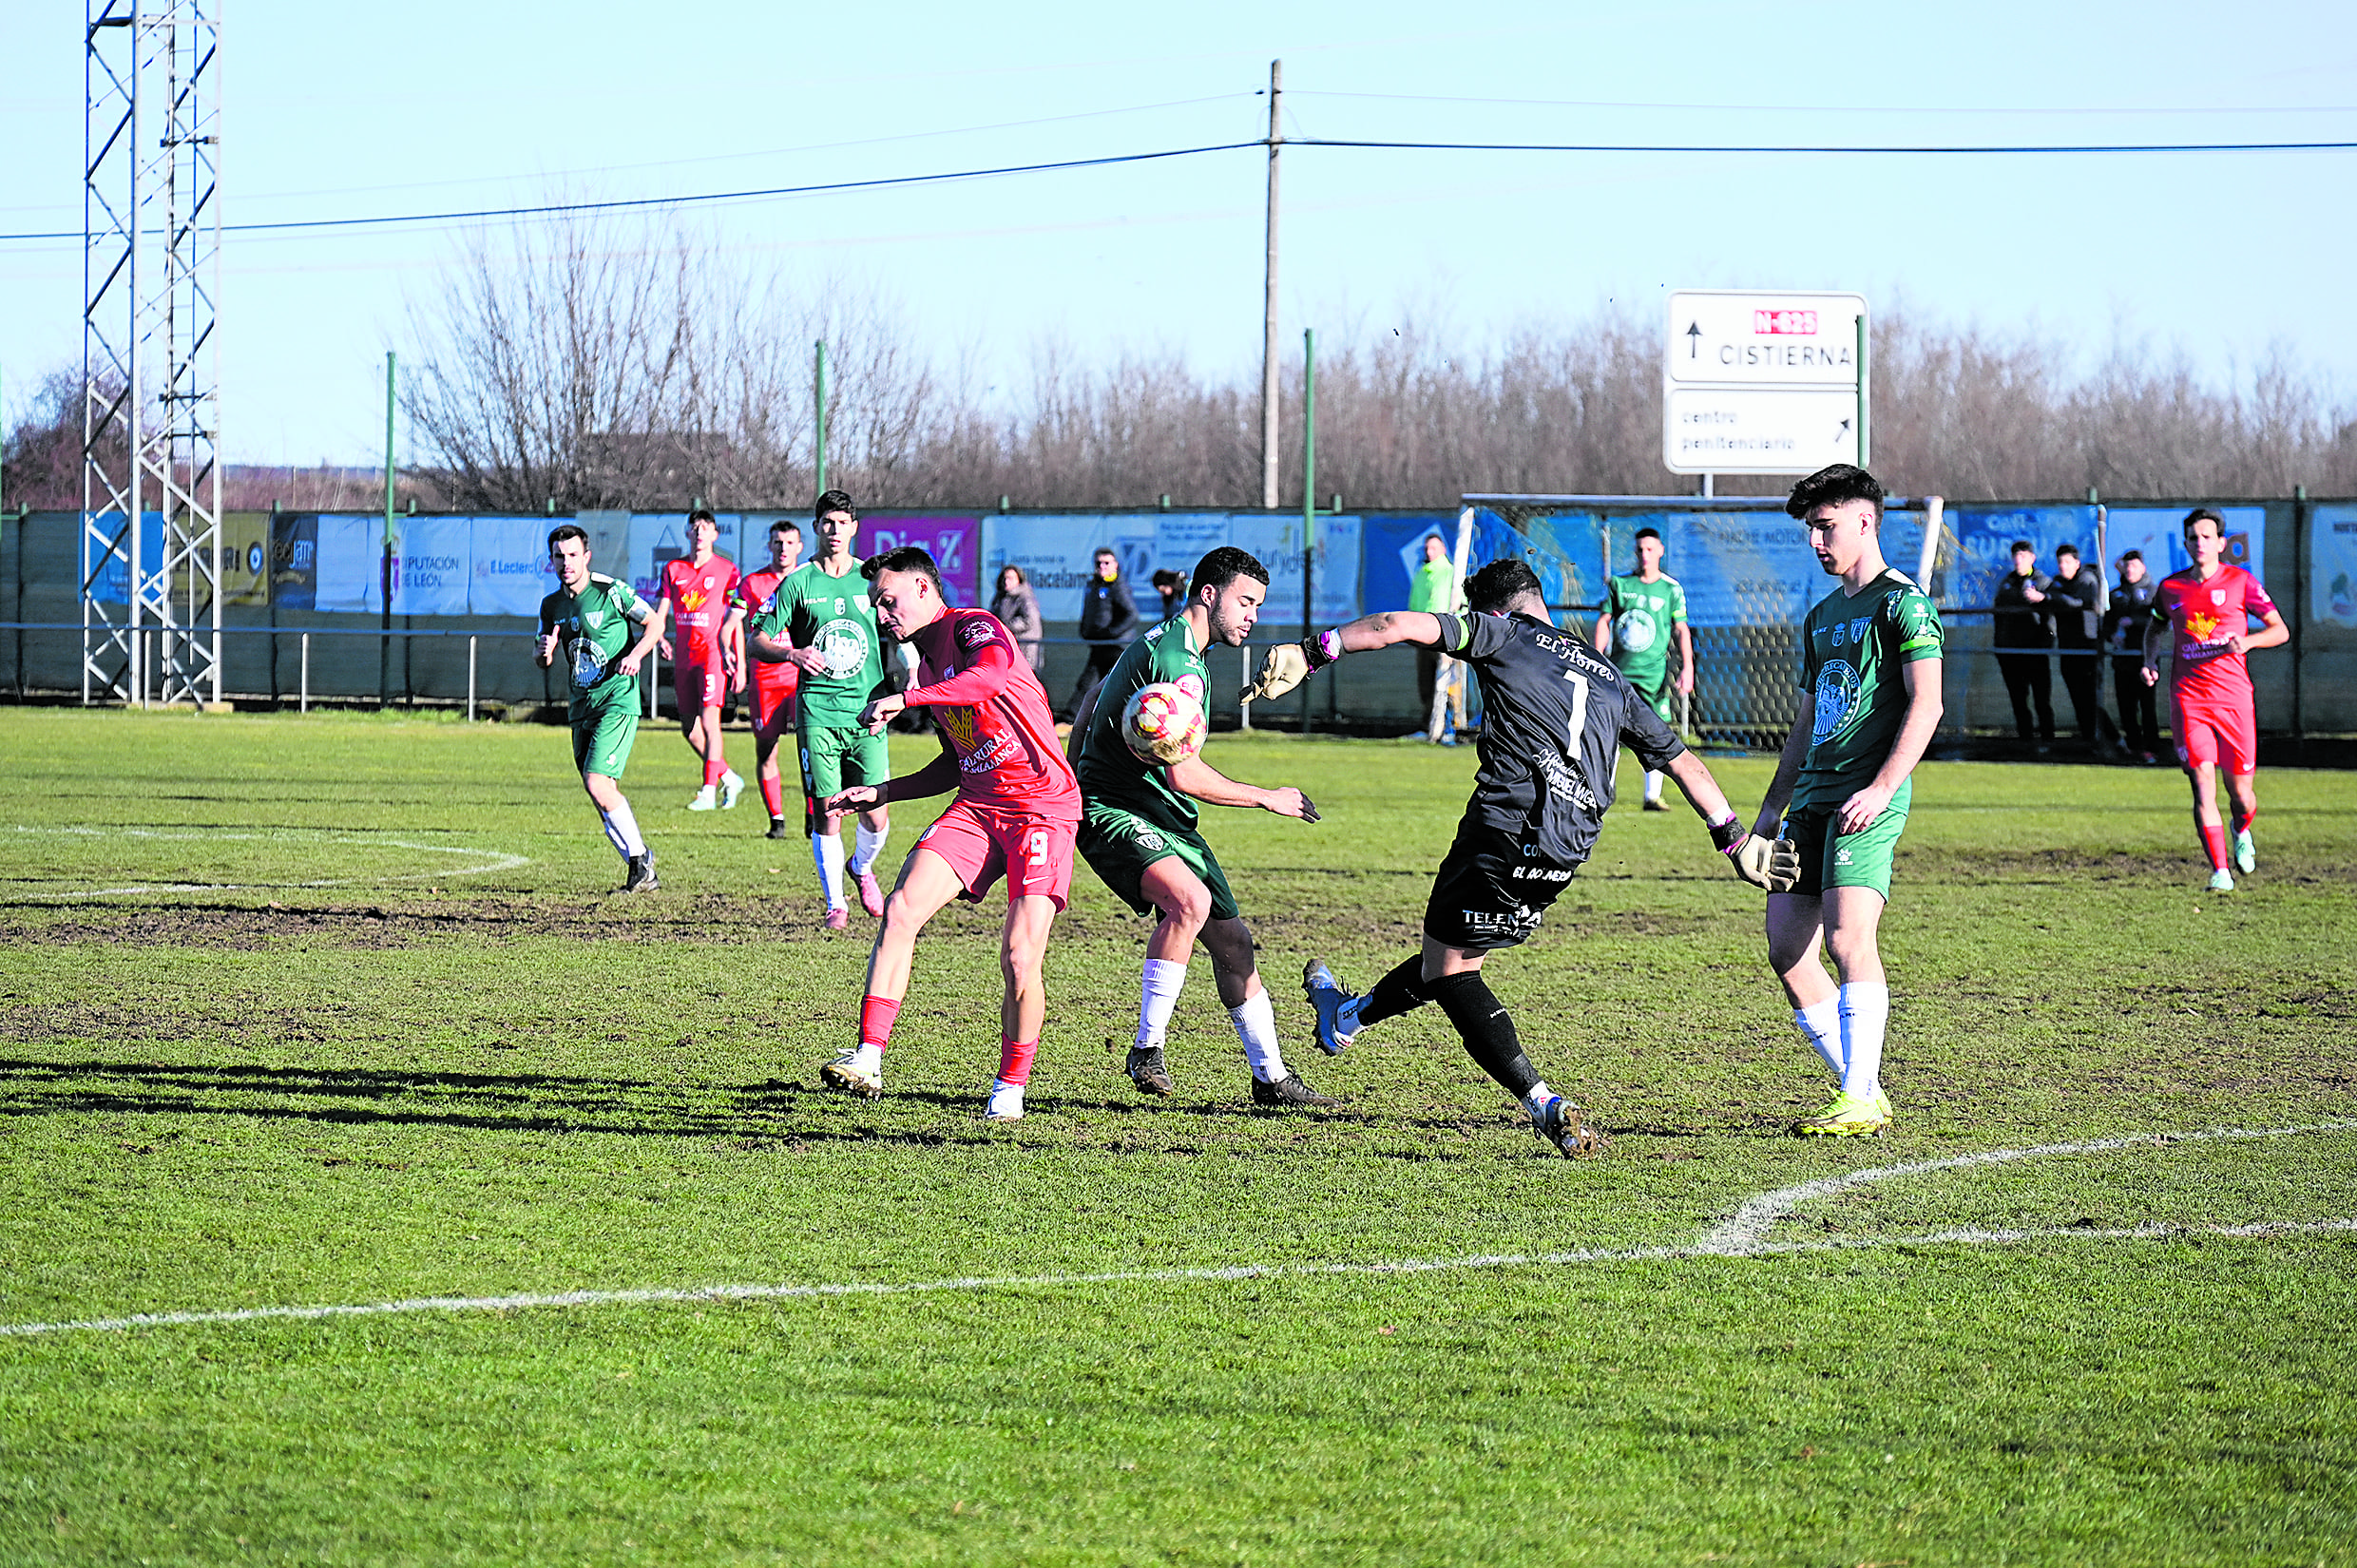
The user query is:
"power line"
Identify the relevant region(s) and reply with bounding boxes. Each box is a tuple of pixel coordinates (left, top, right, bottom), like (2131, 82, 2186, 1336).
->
(1294, 89, 2357, 118)
(7, 130, 2353, 245)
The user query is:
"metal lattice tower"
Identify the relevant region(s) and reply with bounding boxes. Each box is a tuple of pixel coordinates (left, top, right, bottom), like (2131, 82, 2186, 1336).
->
(83, 0, 222, 707)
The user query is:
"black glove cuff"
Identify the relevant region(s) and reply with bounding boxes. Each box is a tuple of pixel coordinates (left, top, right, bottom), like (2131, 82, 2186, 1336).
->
(1708, 817, 1747, 853)
(1300, 633, 1336, 672)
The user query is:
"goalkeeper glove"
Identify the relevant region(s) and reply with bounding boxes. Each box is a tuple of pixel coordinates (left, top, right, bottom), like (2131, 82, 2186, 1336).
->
(1244, 632, 1338, 703)
(1708, 813, 1799, 892)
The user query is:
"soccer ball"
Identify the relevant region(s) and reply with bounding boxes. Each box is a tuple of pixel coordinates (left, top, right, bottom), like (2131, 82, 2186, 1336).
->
(1121, 681, 1208, 765)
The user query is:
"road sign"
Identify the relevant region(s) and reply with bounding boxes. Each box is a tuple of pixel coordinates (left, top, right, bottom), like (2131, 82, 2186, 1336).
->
(1664, 290, 1867, 474)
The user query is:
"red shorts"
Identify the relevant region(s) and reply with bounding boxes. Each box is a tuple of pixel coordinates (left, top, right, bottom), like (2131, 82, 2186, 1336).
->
(2173, 692, 2256, 774)
(751, 671, 798, 736)
(673, 657, 726, 714)
(913, 800, 1078, 909)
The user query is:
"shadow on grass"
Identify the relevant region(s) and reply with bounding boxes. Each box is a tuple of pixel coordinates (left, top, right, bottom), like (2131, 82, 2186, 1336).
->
(0, 1056, 1382, 1148)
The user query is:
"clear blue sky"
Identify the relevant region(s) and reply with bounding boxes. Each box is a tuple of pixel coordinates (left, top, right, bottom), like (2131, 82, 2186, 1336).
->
(2, 0, 2351, 468)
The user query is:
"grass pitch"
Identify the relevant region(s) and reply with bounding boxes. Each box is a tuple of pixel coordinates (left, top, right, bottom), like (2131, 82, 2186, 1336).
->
(1, 707, 2352, 1565)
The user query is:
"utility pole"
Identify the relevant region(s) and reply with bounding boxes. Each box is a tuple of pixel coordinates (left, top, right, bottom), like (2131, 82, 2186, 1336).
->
(1259, 60, 1282, 511)
(814, 338, 829, 498)
(1300, 326, 1315, 733)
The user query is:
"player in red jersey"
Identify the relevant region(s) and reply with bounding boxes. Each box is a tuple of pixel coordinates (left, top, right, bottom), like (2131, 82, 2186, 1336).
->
(820, 545, 1082, 1121)
(728, 518, 806, 839)
(648, 507, 745, 813)
(2142, 508, 2288, 891)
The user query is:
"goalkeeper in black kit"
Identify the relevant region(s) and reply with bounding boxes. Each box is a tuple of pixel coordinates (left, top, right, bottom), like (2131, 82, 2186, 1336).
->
(1248, 559, 1798, 1157)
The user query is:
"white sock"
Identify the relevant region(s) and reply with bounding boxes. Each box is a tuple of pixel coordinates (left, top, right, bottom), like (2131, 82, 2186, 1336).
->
(1524, 1080, 1554, 1111)
(1643, 769, 1663, 801)
(850, 821, 889, 877)
(722, 769, 743, 787)
(1838, 983, 1889, 1100)
(1228, 987, 1286, 1084)
(813, 832, 847, 910)
(1137, 959, 1188, 1049)
(600, 799, 645, 860)
(1793, 998, 1843, 1077)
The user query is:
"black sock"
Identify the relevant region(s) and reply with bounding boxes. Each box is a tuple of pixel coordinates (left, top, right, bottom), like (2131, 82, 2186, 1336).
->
(1428, 971, 1541, 1099)
(1356, 955, 1431, 1028)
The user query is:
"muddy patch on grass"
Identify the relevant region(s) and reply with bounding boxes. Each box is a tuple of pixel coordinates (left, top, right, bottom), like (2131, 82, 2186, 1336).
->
(0, 893, 852, 949)
(1920, 847, 2357, 886)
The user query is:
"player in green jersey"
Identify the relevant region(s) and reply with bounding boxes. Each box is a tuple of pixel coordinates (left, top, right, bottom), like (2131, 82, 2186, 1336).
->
(1749, 465, 1945, 1138)
(1593, 526, 1693, 811)
(535, 524, 665, 892)
(745, 489, 892, 930)
(1069, 545, 1333, 1108)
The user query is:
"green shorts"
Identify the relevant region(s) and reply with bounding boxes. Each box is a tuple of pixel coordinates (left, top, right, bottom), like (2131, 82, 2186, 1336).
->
(571, 695, 640, 780)
(1077, 800, 1239, 923)
(799, 722, 891, 832)
(1623, 669, 1674, 726)
(1785, 779, 1911, 901)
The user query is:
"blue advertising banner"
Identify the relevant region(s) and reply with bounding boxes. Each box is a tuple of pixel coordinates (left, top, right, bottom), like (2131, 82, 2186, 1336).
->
(982, 513, 1358, 624)
(2102, 506, 2266, 588)
(865, 516, 981, 606)
(390, 516, 472, 616)
(2315, 504, 2357, 629)
(470, 517, 557, 617)
(270, 514, 317, 610)
(86, 512, 162, 605)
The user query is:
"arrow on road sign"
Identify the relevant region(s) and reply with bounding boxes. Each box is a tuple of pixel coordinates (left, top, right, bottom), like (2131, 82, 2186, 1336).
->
(1685, 321, 1702, 359)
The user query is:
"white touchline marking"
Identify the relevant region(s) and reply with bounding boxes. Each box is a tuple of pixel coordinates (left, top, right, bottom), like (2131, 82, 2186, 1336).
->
(6, 826, 528, 899)
(0, 1121, 2349, 1340)
(1696, 1118, 2357, 1254)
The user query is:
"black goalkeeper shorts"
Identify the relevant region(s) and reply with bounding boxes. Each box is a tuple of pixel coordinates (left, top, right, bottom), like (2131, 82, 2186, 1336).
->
(1422, 819, 1581, 952)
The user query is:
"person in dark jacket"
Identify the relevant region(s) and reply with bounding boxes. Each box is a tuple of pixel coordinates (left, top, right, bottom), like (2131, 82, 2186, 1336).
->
(992, 564, 1044, 671)
(2102, 549, 2162, 761)
(2046, 543, 2117, 751)
(1992, 540, 2056, 746)
(1065, 546, 1139, 719)
(1152, 567, 1188, 621)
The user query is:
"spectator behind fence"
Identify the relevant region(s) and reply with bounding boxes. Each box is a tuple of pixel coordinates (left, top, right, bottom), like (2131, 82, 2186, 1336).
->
(1151, 568, 1188, 621)
(992, 564, 1044, 672)
(1992, 539, 2056, 748)
(1064, 545, 1140, 720)
(1406, 533, 1465, 721)
(2047, 543, 2119, 753)
(2103, 549, 2161, 762)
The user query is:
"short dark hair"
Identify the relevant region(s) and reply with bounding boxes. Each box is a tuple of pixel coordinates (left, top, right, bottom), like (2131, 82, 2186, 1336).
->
(1093, 545, 1118, 561)
(2009, 539, 2036, 554)
(2055, 543, 2080, 561)
(1190, 545, 1268, 596)
(862, 545, 942, 593)
(2184, 507, 2226, 535)
(2119, 548, 2143, 564)
(815, 488, 858, 521)
(1785, 463, 1885, 520)
(769, 519, 801, 537)
(1633, 526, 1661, 545)
(688, 507, 718, 529)
(546, 524, 589, 551)
(1466, 558, 1543, 615)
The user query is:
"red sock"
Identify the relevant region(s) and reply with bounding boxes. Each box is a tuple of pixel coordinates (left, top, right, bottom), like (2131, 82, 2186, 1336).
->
(997, 1038, 1038, 1087)
(859, 995, 901, 1053)
(2231, 805, 2254, 835)
(759, 774, 785, 817)
(703, 757, 724, 788)
(2200, 822, 2230, 870)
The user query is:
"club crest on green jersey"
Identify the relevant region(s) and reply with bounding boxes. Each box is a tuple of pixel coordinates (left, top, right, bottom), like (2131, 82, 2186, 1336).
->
(1811, 660, 1862, 742)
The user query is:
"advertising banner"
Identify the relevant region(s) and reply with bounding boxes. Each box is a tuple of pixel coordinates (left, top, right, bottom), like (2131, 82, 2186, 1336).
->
(980, 512, 1360, 624)
(390, 516, 472, 616)
(86, 512, 161, 605)
(471, 517, 558, 617)
(866, 516, 981, 605)
(983, 514, 1172, 621)
(2313, 504, 2357, 628)
(270, 514, 317, 610)
(221, 512, 272, 606)
(2103, 507, 2267, 588)
(314, 514, 386, 613)
(1947, 506, 2097, 614)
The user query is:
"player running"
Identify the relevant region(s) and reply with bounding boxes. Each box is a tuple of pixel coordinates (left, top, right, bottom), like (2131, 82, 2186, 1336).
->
(820, 545, 1083, 1122)
(1255, 558, 1796, 1157)
(1593, 526, 1694, 811)
(2142, 507, 2288, 891)
(535, 525, 665, 893)
(743, 490, 892, 929)
(1747, 464, 1944, 1138)
(730, 518, 807, 839)
(1069, 545, 1334, 1110)
(648, 507, 745, 813)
